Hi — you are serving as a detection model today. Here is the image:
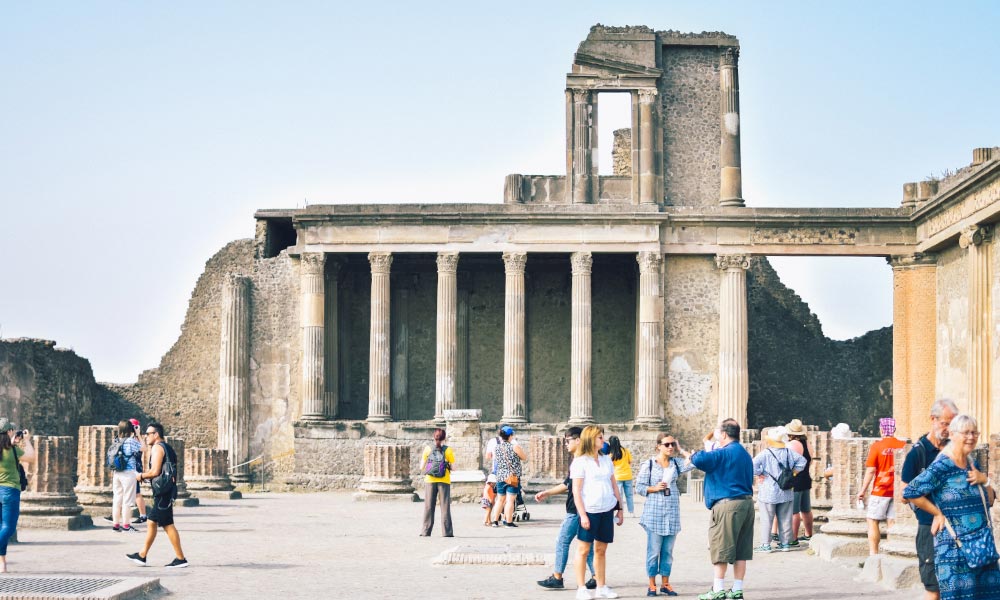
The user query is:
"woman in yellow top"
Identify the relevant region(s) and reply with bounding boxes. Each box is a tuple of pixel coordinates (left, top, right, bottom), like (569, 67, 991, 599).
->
(419, 428, 456, 537)
(0, 418, 35, 573)
(609, 436, 635, 517)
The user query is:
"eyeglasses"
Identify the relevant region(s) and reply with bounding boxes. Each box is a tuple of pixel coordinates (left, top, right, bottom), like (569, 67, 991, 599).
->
(960, 431, 980, 438)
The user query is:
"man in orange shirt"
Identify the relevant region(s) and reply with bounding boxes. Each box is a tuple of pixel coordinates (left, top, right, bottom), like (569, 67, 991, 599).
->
(856, 417, 904, 555)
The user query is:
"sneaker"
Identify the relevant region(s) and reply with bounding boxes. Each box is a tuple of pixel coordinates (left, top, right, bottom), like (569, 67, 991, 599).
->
(112, 524, 121, 532)
(135, 515, 148, 524)
(697, 592, 727, 600)
(576, 588, 593, 600)
(490, 521, 500, 528)
(122, 525, 140, 533)
(726, 591, 744, 600)
(537, 575, 565, 590)
(660, 584, 678, 597)
(595, 586, 618, 599)
(647, 590, 658, 597)
(126, 552, 146, 566)
(103, 515, 114, 522)
(770, 533, 779, 542)
(778, 542, 793, 552)
(164, 558, 189, 569)
(586, 577, 597, 590)
(753, 544, 773, 553)
(786, 539, 800, 548)
(502, 521, 518, 528)
(798, 534, 812, 542)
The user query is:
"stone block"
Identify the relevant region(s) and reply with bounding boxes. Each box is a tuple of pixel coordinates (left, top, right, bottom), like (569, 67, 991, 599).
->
(809, 533, 870, 560)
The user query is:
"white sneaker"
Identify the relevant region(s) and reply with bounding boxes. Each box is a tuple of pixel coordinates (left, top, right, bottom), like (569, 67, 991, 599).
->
(596, 586, 619, 599)
(575, 588, 594, 600)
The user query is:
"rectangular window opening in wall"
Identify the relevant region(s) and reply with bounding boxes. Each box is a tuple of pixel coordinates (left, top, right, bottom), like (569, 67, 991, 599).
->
(596, 91, 633, 176)
(262, 219, 296, 258)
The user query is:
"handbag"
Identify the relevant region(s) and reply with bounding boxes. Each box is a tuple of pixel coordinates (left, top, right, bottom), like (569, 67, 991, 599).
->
(504, 474, 519, 487)
(942, 480, 999, 569)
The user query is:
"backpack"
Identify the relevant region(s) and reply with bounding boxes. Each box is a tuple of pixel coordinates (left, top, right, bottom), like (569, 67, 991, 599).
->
(106, 437, 132, 472)
(425, 445, 450, 478)
(150, 442, 178, 500)
(767, 448, 796, 490)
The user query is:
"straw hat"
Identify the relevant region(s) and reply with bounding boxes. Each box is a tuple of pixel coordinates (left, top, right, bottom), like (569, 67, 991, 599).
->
(764, 426, 788, 448)
(785, 419, 807, 437)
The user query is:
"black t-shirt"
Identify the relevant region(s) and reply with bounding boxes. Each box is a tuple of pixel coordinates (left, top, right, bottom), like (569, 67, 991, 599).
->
(901, 434, 942, 526)
(564, 475, 578, 514)
(791, 442, 812, 491)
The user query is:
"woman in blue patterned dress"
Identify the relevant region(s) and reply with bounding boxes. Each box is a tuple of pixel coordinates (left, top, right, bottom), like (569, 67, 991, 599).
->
(636, 432, 694, 597)
(903, 414, 1000, 600)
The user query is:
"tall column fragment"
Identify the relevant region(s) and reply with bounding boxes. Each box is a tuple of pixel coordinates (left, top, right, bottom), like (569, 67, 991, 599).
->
(435, 252, 459, 421)
(299, 253, 326, 419)
(354, 444, 418, 502)
(716, 255, 750, 427)
(719, 47, 744, 206)
(165, 437, 199, 507)
(569, 252, 594, 425)
(502, 252, 528, 423)
(961, 225, 993, 437)
(368, 252, 393, 421)
(636, 252, 663, 424)
(218, 274, 251, 482)
(74, 425, 116, 515)
(21, 435, 91, 529)
(185, 448, 241, 500)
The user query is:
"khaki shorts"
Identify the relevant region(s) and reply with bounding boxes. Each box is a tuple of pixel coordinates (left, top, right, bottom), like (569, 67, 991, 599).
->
(709, 496, 755, 564)
(866, 495, 895, 521)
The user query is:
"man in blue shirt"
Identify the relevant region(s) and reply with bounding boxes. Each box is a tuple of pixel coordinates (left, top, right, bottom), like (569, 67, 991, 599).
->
(900, 399, 957, 600)
(690, 418, 754, 600)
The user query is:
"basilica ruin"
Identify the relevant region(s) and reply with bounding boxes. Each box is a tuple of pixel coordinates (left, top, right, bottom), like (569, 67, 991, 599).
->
(2, 25, 999, 496)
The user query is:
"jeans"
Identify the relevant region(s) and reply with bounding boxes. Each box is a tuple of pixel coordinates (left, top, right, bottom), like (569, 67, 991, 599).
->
(645, 531, 677, 577)
(617, 479, 635, 513)
(0, 486, 20, 556)
(758, 500, 793, 545)
(555, 513, 595, 576)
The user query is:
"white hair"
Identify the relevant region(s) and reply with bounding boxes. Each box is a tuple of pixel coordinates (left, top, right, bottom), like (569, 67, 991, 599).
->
(931, 399, 959, 418)
(948, 413, 978, 438)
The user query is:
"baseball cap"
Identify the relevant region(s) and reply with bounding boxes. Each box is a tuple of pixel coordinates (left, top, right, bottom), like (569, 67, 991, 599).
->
(129, 418, 140, 428)
(500, 425, 515, 436)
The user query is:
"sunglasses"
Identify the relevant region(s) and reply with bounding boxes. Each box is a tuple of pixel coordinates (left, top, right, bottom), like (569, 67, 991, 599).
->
(659, 441, 677, 448)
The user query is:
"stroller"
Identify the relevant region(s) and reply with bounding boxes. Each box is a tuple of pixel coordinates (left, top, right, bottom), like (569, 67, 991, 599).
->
(512, 487, 531, 522)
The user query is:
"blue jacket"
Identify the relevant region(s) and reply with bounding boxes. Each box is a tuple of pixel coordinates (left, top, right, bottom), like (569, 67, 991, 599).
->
(690, 441, 754, 509)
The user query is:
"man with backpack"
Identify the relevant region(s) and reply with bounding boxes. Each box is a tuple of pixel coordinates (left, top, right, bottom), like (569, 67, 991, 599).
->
(419, 428, 455, 537)
(900, 399, 958, 600)
(126, 422, 188, 568)
(751, 426, 806, 553)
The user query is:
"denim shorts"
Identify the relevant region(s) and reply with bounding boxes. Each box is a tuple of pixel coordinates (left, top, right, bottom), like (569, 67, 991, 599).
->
(495, 480, 519, 496)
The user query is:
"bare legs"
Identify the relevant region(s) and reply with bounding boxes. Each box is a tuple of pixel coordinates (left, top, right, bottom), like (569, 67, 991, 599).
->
(138, 522, 186, 561)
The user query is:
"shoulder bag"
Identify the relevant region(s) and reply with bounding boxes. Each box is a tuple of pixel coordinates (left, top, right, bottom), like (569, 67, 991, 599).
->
(942, 476, 999, 569)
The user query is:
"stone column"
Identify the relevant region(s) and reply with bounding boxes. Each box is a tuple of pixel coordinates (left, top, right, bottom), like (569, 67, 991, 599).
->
(808, 429, 834, 522)
(368, 252, 393, 422)
(165, 437, 199, 507)
(637, 88, 658, 205)
(391, 281, 409, 421)
(961, 225, 993, 438)
(570, 252, 594, 425)
(218, 274, 251, 483)
(324, 261, 341, 418)
(299, 252, 326, 420)
(457, 274, 471, 408)
(353, 444, 418, 502)
(74, 425, 116, 516)
(20, 435, 91, 529)
(526, 436, 568, 494)
(567, 88, 594, 204)
(889, 254, 937, 442)
(636, 251, 664, 424)
(435, 252, 460, 422)
(444, 409, 486, 502)
(719, 46, 744, 207)
(716, 254, 750, 427)
(184, 448, 241, 500)
(502, 251, 528, 423)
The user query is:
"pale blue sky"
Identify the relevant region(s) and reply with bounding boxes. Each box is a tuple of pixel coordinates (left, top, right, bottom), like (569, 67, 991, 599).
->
(2, 2, 998, 382)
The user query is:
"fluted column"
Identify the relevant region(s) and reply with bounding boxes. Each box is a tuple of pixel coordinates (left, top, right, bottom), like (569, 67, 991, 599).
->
(354, 444, 418, 501)
(719, 47, 744, 207)
(567, 88, 594, 204)
(368, 252, 393, 421)
(637, 89, 658, 205)
(74, 425, 116, 515)
(185, 447, 241, 500)
(527, 436, 570, 491)
(569, 252, 594, 425)
(716, 254, 750, 427)
(218, 274, 251, 482)
(456, 274, 470, 408)
(299, 253, 326, 420)
(324, 261, 341, 418)
(164, 437, 198, 506)
(502, 251, 528, 423)
(961, 225, 993, 438)
(888, 254, 937, 442)
(435, 252, 460, 421)
(636, 252, 663, 424)
(21, 435, 91, 529)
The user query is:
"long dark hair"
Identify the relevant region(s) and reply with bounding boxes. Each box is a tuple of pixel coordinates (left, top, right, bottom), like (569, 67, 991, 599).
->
(608, 436, 624, 462)
(0, 432, 11, 459)
(433, 428, 446, 449)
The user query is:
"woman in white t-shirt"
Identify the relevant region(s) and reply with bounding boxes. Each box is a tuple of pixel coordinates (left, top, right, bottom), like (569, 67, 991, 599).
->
(571, 425, 624, 600)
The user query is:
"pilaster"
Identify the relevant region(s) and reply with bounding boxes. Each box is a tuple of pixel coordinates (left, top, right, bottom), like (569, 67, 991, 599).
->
(960, 225, 993, 437)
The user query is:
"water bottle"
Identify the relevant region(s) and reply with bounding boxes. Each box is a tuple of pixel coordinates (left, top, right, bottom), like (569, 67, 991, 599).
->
(856, 497, 865, 511)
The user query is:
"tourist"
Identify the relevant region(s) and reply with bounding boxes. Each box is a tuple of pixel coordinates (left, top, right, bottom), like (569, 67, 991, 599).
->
(482, 474, 497, 526)
(492, 425, 526, 528)
(901, 399, 958, 600)
(903, 414, 1000, 600)
(534, 426, 597, 592)
(857, 417, 905, 556)
(127, 422, 188, 568)
(752, 426, 806, 553)
(419, 428, 454, 537)
(636, 432, 693, 597)
(486, 424, 522, 524)
(571, 425, 623, 599)
(103, 418, 149, 525)
(784, 419, 813, 545)
(0, 419, 34, 573)
(690, 418, 754, 600)
(110, 420, 143, 532)
(608, 436, 635, 518)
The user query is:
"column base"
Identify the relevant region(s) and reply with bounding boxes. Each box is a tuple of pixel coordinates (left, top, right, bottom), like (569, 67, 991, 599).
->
(719, 197, 745, 207)
(299, 414, 333, 422)
(501, 416, 528, 424)
(366, 415, 392, 423)
(18, 514, 93, 530)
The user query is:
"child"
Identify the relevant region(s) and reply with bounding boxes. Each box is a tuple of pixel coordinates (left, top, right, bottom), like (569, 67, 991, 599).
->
(482, 474, 497, 525)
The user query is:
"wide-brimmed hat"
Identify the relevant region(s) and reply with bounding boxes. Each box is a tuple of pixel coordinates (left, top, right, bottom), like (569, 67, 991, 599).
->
(0, 418, 15, 433)
(764, 426, 787, 448)
(785, 419, 807, 437)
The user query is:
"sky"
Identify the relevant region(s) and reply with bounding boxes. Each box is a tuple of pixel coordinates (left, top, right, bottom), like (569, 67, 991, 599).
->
(2, 1, 999, 383)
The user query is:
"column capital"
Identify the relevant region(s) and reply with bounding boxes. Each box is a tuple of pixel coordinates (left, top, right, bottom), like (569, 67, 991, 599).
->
(637, 88, 658, 103)
(301, 252, 326, 275)
(368, 252, 393, 273)
(570, 251, 593, 275)
(888, 253, 937, 268)
(569, 87, 591, 102)
(959, 224, 994, 249)
(637, 251, 663, 273)
(720, 46, 740, 67)
(436, 251, 459, 273)
(502, 251, 527, 274)
(715, 254, 750, 271)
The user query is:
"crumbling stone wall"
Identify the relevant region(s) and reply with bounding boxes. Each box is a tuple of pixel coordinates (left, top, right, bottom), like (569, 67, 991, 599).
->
(612, 128, 632, 176)
(935, 245, 968, 402)
(0, 339, 95, 435)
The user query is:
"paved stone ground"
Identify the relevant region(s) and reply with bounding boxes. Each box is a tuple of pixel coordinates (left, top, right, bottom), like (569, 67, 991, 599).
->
(6, 492, 916, 599)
